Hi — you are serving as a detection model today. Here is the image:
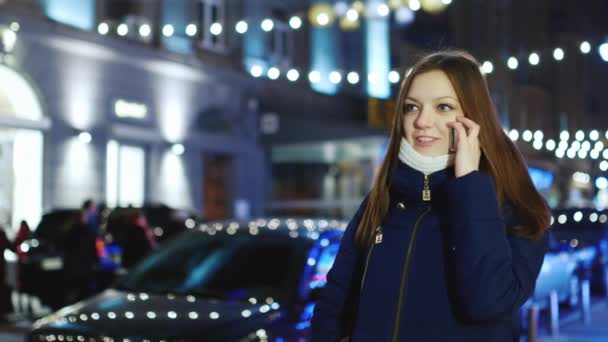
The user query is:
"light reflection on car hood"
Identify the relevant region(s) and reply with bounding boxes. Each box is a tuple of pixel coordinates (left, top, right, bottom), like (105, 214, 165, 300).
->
(31, 288, 283, 340)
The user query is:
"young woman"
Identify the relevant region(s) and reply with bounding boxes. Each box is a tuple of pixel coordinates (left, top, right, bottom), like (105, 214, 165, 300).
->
(311, 50, 550, 341)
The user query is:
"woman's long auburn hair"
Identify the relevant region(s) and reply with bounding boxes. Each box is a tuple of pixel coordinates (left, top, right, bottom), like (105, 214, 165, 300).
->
(354, 50, 551, 250)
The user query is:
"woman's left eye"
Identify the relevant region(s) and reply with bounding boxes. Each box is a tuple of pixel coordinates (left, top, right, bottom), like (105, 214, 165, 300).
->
(438, 104, 453, 111)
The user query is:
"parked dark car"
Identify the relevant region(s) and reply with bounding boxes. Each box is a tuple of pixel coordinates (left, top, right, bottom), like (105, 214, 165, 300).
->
(17, 204, 200, 313)
(526, 238, 592, 308)
(519, 212, 604, 333)
(140, 203, 199, 243)
(550, 208, 608, 295)
(29, 218, 347, 341)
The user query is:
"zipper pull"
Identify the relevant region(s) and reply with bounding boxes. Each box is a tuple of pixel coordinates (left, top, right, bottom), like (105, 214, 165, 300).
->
(423, 174, 431, 202)
(374, 226, 383, 244)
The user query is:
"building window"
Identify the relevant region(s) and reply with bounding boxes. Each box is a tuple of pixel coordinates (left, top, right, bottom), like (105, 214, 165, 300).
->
(198, 0, 226, 52)
(106, 141, 146, 208)
(268, 21, 293, 69)
(102, 0, 154, 44)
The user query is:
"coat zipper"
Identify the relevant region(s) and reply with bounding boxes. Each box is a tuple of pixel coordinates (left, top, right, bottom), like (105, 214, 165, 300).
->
(392, 174, 432, 342)
(359, 226, 382, 294)
(359, 173, 431, 340)
(422, 174, 431, 202)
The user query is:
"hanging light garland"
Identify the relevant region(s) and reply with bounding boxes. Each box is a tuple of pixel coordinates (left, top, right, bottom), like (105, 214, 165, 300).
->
(242, 37, 608, 97)
(509, 128, 608, 168)
(96, 0, 436, 40)
(92, 1, 608, 103)
(94, 17, 608, 105)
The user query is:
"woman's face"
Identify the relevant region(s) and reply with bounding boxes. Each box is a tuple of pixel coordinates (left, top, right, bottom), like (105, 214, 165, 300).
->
(403, 70, 465, 156)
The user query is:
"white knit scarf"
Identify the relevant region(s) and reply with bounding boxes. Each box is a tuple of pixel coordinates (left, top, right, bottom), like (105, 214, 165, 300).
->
(398, 137, 455, 175)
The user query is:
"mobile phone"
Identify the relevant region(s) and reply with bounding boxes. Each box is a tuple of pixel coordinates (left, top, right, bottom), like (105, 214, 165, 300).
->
(449, 127, 456, 153)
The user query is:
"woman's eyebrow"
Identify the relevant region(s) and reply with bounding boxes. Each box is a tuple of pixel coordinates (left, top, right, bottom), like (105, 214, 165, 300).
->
(436, 96, 458, 101)
(406, 96, 458, 102)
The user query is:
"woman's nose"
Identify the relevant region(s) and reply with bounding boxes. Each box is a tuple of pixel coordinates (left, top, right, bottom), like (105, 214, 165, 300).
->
(414, 108, 434, 128)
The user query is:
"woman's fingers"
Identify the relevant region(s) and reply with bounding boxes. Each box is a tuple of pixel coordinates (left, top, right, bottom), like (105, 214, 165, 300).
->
(447, 121, 467, 146)
(456, 116, 480, 139)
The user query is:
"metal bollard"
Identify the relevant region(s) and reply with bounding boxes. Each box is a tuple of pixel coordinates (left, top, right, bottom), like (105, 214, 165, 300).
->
(581, 278, 591, 324)
(604, 263, 608, 299)
(527, 305, 539, 342)
(549, 290, 559, 335)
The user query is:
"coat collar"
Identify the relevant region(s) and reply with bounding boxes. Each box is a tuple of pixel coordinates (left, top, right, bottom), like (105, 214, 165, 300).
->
(389, 160, 454, 207)
(388, 161, 514, 225)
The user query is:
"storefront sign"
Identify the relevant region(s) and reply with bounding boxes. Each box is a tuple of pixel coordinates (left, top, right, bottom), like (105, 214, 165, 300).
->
(114, 99, 147, 119)
(260, 112, 279, 134)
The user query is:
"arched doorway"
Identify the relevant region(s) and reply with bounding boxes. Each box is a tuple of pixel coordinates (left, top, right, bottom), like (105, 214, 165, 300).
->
(0, 64, 45, 232)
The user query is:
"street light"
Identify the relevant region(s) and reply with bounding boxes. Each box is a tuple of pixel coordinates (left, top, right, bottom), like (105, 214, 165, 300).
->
(261, 19, 274, 32)
(267, 67, 280, 80)
(507, 57, 518, 70)
(117, 23, 128, 36)
(98, 22, 109, 35)
(78, 131, 92, 143)
(289, 16, 302, 30)
(553, 47, 564, 61)
(162, 24, 174, 37)
(286, 69, 300, 82)
(528, 52, 540, 66)
(235, 21, 248, 34)
(171, 143, 185, 156)
(347, 71, 360, 84)
(249, 65, 263, 78)
(308, 70, 321, 83)
(329, 71, 342, 84)
(185, 23, 197, 36)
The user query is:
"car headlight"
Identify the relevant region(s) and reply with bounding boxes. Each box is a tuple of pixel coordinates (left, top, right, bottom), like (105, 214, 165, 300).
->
(3, 249, 17, 262)
(19, 242, 30, 253)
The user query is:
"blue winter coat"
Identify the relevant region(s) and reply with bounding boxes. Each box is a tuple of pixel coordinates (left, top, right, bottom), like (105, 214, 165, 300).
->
(311, 161, 548, 342)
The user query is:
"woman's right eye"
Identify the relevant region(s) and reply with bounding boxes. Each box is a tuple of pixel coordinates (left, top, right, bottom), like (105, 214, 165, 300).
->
(404, 103, 418, 112)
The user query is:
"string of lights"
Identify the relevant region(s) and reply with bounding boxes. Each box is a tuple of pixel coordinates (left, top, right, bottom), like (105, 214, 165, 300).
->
(509, 128, 608, 169)
(96, 0, 447, 38)
(95, 18, 608, 88)
(92, 2, 608, 166)
(91, 0, 608, 91)
(553, 210, 608, 225)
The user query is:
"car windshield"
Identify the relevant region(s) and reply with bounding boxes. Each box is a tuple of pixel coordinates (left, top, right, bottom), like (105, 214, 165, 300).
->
(115, 230, 311, 302)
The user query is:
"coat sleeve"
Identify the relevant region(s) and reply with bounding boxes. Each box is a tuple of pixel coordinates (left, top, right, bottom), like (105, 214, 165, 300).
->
(311, 196, 368, 342)
(445, 171, 549, 322)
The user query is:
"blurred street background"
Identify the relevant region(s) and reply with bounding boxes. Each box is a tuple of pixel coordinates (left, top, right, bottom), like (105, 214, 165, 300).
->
(1, 0, 608, 341)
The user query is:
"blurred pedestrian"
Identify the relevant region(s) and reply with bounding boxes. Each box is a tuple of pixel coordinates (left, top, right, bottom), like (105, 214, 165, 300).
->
(0, 225, 11, 320)
(81, 199, 100, 234)
(120, 208, 157, 269)
(312, 50, 550, 341)
(63, 211, 97, 304)
(13, 220, 30, 253)
(96, 202, 108, 232)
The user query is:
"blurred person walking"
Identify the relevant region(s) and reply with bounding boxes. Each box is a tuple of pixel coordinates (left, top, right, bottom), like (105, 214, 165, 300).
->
(63, 208, 98, 304)
(13, 220, 30, 257)
(0, 225, 11, 321)
(312, 50, 550, 341)
(117, 208, 158, 269)
(81, 199, 100, 234)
